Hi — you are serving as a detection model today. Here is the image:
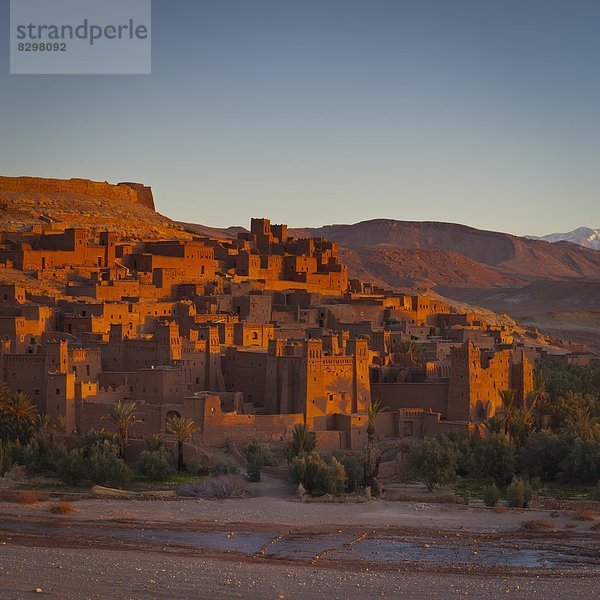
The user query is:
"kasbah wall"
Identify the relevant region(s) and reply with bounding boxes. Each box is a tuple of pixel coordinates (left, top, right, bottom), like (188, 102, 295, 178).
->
(0, 176, 155, 210)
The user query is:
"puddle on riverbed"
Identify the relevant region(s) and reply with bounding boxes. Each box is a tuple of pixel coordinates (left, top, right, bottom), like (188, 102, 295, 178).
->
(262, 533, 357, 560)
(331, 537, 576, 568)
(1, 521, 597, 570)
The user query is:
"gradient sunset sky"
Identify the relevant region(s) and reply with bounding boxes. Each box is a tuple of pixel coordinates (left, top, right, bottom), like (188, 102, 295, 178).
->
(1, 0, 599, 235)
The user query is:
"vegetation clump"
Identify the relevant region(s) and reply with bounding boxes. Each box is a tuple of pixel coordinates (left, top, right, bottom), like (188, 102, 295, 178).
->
(507, 477, 533, 508)
(483, 482, 500, 507)
(135, 447, 176, 480)
(165, 416, 197, 472)
(522, 519, 553, 532)
(245, 440, 275, 482)
(210, 461, 239, 477)
(177, 474, 250, 499)
(289, 451, 347, 496)
(50, 500, 74, 514)
(286, 424, 316, 460)
(2, 491, 49, 504)
(406, 436, 457, 492)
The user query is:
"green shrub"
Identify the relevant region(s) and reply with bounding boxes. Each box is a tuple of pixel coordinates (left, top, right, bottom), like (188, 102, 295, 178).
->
(407, 436, 457, 491)
(0, 440, 13, 476)
(136, 448, 175, 480)
(530, 476, 543, 492)
(483, 482, 500, 507)
(289, 451, 347, 496)
(331, 451, 364, 492)
(58, 441, 131, 487)
(11, 437, 67, 474)
(245, 440, 274, 481)
(86, 442, 132, 487)
(444, 432, 475, 476)
(286, 424, 316, 461)
(324, 457, 347, 496)
(57, 448, 87, 485)
(245, 440, 274, 467)
(145, 434, 166, 452)
(558, 438, 600, 484)
(210, 461, 238, 477)
(184, 457, 209, 476)
(80, 429, 120, 448)
(472, 434, 516, 485)
(518, 432, 569, 481)
(507, 477, 533, 508)
(246, 454, 262, 482)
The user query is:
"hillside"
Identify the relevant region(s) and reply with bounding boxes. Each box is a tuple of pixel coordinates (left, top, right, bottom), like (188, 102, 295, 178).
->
(179, 221, 245, 239)
(178, 217, 600, 288)
(291, 220, 600, 285)
(436, 280, 600, 315)
(0, 176, 189, 240)
(436, 280, 600, 353)
(340, 246, 520, 288)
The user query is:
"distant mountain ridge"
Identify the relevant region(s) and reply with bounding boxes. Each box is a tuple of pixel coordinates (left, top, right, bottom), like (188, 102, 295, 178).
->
(289, 219, 600, 286)
(178, 217, 600, 288)
(527, 227, 600, 251)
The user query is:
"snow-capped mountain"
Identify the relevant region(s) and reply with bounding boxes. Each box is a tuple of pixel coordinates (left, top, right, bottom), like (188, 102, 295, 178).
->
(529, 227, 600, 250)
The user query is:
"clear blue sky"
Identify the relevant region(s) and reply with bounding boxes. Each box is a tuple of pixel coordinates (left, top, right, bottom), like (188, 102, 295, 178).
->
(1, 0, 599, 235)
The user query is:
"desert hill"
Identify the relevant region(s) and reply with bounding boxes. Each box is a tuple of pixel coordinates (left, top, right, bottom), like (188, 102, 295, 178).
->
(0, 176, 189, 240)
(177, 217, 600, 289)
(436, 280, 600, 353)
(290, 219, 600, 285)
(179, 221, 245, 239)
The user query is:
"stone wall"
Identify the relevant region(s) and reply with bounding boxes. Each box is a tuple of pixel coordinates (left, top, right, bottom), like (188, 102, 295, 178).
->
(371, 382, 449, 416)
(0, 176, 155, 210)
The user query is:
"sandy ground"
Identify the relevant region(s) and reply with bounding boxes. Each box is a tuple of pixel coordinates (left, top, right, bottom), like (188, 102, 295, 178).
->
(0, 493, 597, 534)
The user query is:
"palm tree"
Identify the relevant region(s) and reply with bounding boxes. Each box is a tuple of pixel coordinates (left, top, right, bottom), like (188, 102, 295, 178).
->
(366, 399, 387, 445)
(165, 416, 197, 471)
(397, 340, 422, 361)
(531, 369, 550, 431)
(364, 399, 388, 491)
(106, 400, 140, 456)
(498, 388, 536, 445)
(498, 389, 516, 437)
(287, 423, 316, 460)
(35, 414, 65, 440)
(1, 391, 38, 443)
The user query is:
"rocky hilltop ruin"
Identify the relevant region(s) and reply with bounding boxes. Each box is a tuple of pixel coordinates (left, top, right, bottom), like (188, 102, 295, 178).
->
(0, 176, 155, 210)
(0, 176, 187, 240)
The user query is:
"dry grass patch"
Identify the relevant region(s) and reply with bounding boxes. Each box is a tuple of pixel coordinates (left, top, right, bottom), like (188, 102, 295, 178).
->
(494, 506, 508, 514)
(49, 500, 74, 515)
(0, 491, 49, 504)
(176, 475, 251, 500)
(590, 523, 600, 531)
(521, 519, 554, 532)
(573, 510, 596, 521)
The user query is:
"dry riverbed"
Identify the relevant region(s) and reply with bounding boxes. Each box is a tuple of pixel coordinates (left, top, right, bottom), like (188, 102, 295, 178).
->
(0, 476, 599, 599)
